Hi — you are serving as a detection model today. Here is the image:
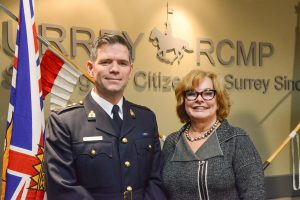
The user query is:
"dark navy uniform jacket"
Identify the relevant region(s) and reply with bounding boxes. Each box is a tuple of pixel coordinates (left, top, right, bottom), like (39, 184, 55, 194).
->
(45, 94, 166, 200)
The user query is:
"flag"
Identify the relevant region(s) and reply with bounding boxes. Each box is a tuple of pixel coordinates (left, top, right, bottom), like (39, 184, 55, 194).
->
(40, 49, 81, 109)
(1, 0, 46, 199)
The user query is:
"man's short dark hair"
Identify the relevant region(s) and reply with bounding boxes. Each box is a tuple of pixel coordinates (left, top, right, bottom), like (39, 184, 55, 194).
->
(90, 34, 132, 63)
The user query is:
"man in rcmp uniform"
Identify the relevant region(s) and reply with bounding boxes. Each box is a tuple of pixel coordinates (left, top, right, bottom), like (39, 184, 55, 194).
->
(45, 34, 166, 200)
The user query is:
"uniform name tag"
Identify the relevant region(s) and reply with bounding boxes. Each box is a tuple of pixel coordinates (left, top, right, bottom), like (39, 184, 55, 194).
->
(83, 136, 103, 142)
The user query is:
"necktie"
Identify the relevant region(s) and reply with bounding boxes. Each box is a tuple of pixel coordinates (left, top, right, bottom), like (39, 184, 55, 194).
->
(112, 105, 122, 132)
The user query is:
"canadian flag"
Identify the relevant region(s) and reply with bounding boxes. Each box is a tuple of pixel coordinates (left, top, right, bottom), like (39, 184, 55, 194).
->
(40, 50, 81, 109)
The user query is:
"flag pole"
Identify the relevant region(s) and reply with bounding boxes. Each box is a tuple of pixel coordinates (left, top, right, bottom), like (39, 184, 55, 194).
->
(0, 4, 17, 21)
(0, 3, 94, 84)
(263, 123, 300, 170)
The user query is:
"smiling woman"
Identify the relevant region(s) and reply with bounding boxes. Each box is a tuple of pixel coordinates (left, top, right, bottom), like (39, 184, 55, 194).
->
(161, 69, 265, 200)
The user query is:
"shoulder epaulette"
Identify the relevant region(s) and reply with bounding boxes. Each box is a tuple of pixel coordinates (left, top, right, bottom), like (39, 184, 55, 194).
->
(51, 101, 84, 114)
(128, 102, 152, 112)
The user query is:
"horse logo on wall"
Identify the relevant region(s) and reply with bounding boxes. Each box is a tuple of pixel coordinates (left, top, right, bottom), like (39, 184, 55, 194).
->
(149, 23, 193, 64)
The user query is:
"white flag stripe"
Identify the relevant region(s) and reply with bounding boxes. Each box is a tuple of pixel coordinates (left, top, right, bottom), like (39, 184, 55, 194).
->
(20, 179, 31, 200)
(24, 1, 41, 154)
(54, 75, 77, 93)
(51, 85, 74, 101)
(14, 44, 18, 58)
(62, 62, 81, 78)
(11, 67, 17, 88)
(10, 145, 36, 156)
(7, 103, 14, 125)
(58, 66, 80, 85)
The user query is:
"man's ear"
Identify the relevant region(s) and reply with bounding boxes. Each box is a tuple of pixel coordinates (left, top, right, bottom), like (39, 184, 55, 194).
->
(128, 64, 133, 79)
(86, 60, 94, 77)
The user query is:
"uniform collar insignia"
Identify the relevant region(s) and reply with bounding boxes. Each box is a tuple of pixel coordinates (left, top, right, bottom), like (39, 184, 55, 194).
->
(88, 110, 96, 119)
(129, 109, 135, 119)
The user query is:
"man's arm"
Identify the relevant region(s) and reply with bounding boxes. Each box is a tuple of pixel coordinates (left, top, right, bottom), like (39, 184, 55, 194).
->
(143, 113, 167, 200)
(45, 112, 94, 200)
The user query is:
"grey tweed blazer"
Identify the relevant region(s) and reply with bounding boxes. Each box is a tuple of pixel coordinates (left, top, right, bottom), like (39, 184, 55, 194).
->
(162, 120, 265, 200)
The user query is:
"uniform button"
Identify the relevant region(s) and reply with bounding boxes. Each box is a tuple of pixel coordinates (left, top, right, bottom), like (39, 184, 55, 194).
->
(127, 186, 132, 191)
(121, 137, 128, 144)
(90, 149, 96, 156)
(148, 144, 152, 150)
(124, 161, 131, 168)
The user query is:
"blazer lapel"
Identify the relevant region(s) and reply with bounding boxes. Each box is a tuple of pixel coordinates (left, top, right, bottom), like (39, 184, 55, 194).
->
(84, 93, 118, 137)
(120, 100, 135, 137)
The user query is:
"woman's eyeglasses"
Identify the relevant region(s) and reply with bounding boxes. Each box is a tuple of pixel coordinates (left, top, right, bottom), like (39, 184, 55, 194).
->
(185, 89, 216, 101)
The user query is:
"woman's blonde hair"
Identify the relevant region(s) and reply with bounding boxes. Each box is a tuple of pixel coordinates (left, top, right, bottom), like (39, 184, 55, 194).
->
(175, 69, 231, 123)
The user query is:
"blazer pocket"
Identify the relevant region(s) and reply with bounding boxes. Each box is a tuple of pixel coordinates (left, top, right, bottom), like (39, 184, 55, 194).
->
(73, 141, 113, 159)
(135, 138, 154, 184)
(135, 137, 154, 155)
(72, 141, 114, 188)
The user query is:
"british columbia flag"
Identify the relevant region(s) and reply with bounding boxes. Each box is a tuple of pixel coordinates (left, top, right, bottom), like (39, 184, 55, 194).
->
(1, 0, 46, 199)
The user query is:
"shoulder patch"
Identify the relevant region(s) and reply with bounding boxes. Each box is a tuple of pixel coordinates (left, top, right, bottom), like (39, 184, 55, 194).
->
(51, 102, 83, 114)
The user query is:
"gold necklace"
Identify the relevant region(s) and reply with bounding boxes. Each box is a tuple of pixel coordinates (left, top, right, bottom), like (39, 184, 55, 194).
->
(185, 120, 220, 142)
